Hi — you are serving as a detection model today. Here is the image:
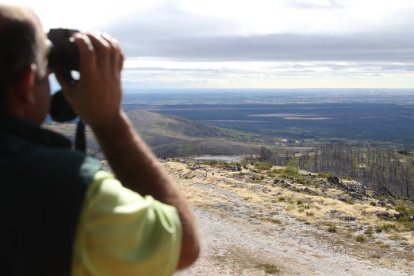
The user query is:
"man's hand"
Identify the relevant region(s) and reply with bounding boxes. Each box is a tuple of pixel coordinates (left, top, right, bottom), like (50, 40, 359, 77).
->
(55, 32, 124, 128)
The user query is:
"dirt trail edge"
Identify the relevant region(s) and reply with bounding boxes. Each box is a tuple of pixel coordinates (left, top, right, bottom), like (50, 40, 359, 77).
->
(177, 209, 406, 276)
(166, 161, 412, 276)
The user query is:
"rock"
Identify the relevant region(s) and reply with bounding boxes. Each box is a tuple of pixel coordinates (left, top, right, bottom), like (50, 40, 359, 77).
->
(329, 209, 341, 217)
(281, 182, 291, 189)
(302, 187, 319, 196)
(340, 216, 356, 221)
(387, 199, 396, 206)
(375, 211, 393, 220)
(262, 188, 271, 193)
(349, 192, 365, 201)
(327, 176, 340, 185)
(338, 196, 351, 203)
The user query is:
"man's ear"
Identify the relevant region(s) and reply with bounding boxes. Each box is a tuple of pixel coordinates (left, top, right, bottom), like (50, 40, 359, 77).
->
(14, 64, 36, 107)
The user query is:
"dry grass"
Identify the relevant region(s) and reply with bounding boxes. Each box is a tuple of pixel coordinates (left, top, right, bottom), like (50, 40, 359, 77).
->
(163, 160, 414, 250)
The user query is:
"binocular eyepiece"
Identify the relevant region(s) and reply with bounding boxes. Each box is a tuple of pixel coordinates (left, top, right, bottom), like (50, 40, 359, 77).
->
(47, 28, 80, 71)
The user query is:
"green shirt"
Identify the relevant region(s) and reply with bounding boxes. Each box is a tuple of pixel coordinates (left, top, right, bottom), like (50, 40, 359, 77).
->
(71, 171, 182, 276)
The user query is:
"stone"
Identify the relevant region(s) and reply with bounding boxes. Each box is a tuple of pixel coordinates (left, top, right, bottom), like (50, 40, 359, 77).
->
(375, 211, 393, 220)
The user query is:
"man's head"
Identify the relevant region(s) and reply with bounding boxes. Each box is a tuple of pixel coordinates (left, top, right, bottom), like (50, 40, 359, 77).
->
(0, 4, 50, 124)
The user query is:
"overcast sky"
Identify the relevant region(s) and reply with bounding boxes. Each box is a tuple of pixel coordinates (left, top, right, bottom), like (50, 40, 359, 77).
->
(7, 0, 414, 88)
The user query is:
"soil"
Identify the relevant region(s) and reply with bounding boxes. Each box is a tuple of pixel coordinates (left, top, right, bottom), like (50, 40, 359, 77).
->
(165, 161, 413, 276)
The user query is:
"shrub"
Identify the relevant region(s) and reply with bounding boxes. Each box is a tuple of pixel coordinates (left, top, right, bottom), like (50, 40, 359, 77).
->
(376, 223, 397, 233)
(263, 217, 282, 224)
(327, 223, 337, 233)
(255, 263, 281, 274)
(395, 204, 414, 221)
(317, 172, 333, 178)
(394, 204, 414, 230)
(254, 162, 273, 171)
(364, 226, 373, 237)
(283, 166, 300, 177)
(356, 234, 366, 242)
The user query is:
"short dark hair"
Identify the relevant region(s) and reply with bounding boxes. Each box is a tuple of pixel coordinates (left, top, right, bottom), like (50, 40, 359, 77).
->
(0, 8, 37, 111)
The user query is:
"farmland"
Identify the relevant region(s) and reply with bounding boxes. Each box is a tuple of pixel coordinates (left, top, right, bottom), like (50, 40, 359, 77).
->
(123, 89, 414, 147)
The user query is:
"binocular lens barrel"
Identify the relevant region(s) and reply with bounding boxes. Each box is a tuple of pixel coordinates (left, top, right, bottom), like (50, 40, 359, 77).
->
(47, 28, 79, 71)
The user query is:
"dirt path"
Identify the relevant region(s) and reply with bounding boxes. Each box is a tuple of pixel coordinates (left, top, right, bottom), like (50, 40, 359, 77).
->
(165, 161, 412, 275)
(178, 208, 411, 275)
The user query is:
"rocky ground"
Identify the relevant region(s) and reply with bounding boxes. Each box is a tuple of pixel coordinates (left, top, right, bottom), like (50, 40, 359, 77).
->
(164, 160, 414, 276)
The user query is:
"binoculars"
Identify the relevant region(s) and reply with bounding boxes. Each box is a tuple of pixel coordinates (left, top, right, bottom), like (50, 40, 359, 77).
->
(47, 28, 79, 123)
(48, 28, 79, 71)
(47, 28, 86, 152)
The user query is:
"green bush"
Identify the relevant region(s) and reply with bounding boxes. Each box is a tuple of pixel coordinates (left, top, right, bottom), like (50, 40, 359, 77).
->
(327, 223, 337, 233)
(283, 166, 300, 177)
(356, 234, 366, 242)
(394, 204, 414, 230)
(376, 223, 397, 233)
(317, 172, 333, 178)
(254, 162, 273, 171)
(395, 204, 414, 220)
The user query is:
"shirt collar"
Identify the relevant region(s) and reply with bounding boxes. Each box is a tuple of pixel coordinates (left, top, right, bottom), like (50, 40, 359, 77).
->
(0, 116, 72, 149)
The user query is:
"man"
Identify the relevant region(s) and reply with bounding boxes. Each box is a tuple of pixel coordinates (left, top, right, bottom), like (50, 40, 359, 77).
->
(0, 4, 199, 275)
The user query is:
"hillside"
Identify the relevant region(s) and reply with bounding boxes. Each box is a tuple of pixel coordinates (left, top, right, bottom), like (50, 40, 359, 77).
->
(166, 159, 414, 275)
(126, 109, 224, 145)
(125, 110, 258, 157)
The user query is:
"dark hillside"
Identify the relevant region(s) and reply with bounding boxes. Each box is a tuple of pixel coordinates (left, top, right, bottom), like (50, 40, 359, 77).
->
(125, 110, 257, 157)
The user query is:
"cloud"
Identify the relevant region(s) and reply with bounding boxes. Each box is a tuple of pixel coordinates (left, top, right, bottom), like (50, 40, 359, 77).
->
(287, 0, 345, 9)
(100, 0, 414, 63)
(109, 28, 414, 62)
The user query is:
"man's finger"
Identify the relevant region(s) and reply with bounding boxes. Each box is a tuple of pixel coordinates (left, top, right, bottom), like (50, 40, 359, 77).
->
(54, 69, 74, 92)
(101, 33, 119, 69)
(87, 33, 112, 69)
(73, 33, 96, 75)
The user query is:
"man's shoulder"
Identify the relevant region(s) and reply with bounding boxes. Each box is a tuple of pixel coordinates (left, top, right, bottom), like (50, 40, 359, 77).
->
(32, 145, 103, 186)
(0, 133, 102, 187)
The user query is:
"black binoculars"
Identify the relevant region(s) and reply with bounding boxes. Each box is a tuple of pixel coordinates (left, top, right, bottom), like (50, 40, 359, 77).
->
(47, 28, 86, 152)
(47, 28, 79, 123)
(48, 28, 79, 71)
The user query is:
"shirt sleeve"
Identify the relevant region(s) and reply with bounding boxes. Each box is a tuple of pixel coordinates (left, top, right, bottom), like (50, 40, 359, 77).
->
(71, 171, 182, 276)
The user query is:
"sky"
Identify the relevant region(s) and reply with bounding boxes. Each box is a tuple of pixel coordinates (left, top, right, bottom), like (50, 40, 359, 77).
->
(6, 0, 414, 88)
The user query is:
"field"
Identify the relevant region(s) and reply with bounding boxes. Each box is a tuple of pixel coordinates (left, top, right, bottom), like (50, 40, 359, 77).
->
(122, 89, 414, 146)
(146, 103, 414, 146)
